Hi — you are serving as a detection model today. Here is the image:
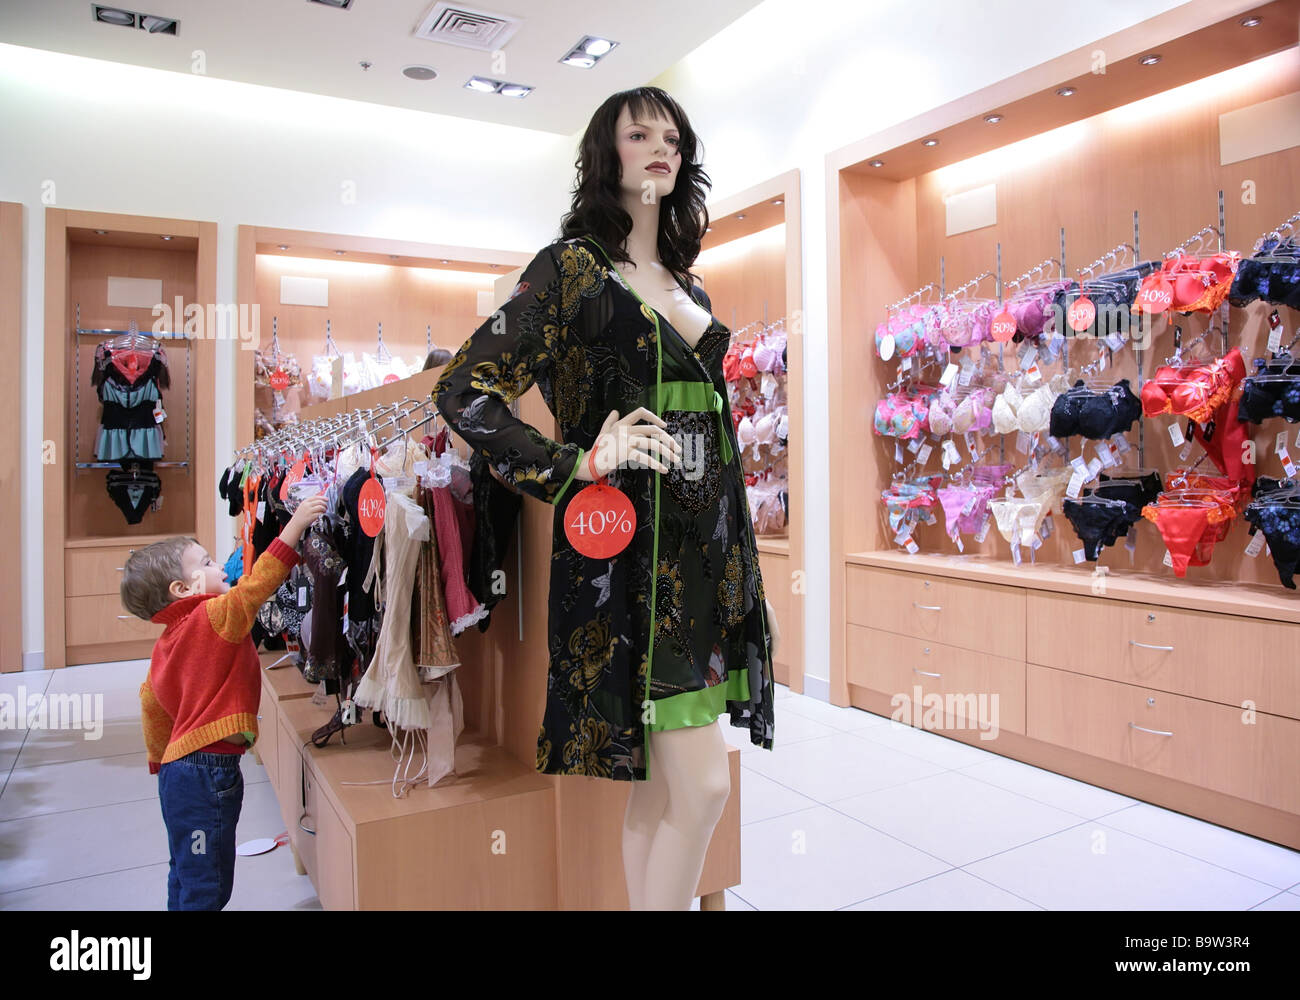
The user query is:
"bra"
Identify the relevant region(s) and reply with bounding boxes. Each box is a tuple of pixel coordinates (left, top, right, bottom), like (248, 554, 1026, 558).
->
(1140, 348, 1245, 425)
(1048, 379, 1142, 439)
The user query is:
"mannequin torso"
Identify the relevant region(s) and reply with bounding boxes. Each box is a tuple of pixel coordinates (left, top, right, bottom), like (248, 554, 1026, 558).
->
(618, 259, 711, 349)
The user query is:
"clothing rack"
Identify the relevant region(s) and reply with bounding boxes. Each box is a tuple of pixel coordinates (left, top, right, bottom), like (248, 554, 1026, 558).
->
(1256, 208, 1300, 250)
(1164, 224, 1219, 259)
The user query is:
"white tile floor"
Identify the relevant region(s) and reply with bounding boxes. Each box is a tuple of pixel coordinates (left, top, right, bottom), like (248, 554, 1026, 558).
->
(3, 661, 1298, 911)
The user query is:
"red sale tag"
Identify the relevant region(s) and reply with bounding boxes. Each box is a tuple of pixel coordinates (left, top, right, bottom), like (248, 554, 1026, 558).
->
(280, 453, 309, 500)
(1135, 274, 1173, 313)
(382, 373, 400, 385)
(269, 367, 290, 391)
(1067, 295, 1096, 332)
(564, 482, 636, 558)
(358, 476, 386, 537)
(990, 310, 1017, 343)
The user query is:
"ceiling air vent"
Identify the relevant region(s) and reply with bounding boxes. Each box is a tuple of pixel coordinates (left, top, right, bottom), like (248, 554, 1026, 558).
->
(413, 3, 523, 52)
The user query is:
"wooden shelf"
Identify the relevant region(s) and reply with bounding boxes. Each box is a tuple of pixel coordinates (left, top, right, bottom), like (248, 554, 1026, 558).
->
(847, 549, 1300, 623)
(65, 533, 183, 549)
(755, 536, 790, 555)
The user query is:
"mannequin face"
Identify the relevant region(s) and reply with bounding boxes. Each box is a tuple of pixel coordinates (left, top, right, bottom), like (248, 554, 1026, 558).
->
(615, 103, 680, 203)
(168, 542, 229, 600)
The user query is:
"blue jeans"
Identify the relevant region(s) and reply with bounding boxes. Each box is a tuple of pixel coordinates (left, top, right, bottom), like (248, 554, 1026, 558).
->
(158, 751, 244, 910)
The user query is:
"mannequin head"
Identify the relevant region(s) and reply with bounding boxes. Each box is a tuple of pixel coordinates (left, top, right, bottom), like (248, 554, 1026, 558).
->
(560, 86, 710, 289)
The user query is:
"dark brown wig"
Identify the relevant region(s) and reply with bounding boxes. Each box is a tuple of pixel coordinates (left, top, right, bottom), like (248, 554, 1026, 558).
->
(559, 86, 710, 291)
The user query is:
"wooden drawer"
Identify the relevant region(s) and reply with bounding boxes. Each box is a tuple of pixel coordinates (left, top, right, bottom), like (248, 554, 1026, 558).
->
(304, 757, 355, 910)
(65, 594, 164, 646)
(1028, 664, 1300, 814)
(256, 675, 278, 782)
(846, 564, 1025, 660)
(278, 716, 317, 879)
(66, 545, 143, 598)
(1026, 591, 1300, 720)
(847, 624, 1025, 736)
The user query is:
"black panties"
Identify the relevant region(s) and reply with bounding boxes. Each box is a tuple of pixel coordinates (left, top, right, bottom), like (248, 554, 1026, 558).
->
(1063, 472, 1160, 560)
(1049, 379, 1142, 439)
(105, 466, 162, 524)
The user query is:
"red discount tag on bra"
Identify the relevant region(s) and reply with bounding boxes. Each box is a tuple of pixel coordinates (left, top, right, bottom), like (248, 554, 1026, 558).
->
(990, 310, 1017, 343)
(269, 367, 290, 391)
(358, 476, 386, 537)
(564, 482, 636, 558)
(382, 373, 400, 385)
(1135, 274, 1173, 313)
(1067, 294, 1096, 332)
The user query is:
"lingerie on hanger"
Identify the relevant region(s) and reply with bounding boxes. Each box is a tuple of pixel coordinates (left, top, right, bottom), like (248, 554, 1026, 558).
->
(1238, 353, 1300, 424)
(1228, 236, 1300, 309)
(1049, 379, 1141, 439)
(105, 462, 161, 525)
(1141, 347, 1246, 425)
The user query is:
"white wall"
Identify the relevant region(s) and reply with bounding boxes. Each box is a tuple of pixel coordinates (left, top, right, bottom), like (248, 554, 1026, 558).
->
(652, 0, 1192, 692)
(0, 0, 1205, 673)
(0, 42, 577, 665)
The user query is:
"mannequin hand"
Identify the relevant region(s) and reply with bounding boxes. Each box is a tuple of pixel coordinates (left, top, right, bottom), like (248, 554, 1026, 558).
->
(764, 597, 780, 660)
(577, 408, 682, 480)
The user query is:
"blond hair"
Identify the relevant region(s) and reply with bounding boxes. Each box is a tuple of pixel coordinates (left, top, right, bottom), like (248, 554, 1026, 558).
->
(120, 536, 197, 620)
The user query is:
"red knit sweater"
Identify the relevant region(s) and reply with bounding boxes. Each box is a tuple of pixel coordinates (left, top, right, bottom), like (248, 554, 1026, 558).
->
(140, 537, 300, 773)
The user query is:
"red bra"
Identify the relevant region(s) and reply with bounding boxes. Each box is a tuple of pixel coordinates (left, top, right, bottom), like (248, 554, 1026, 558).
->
(1134, 253, 1239, 314)
(1140, 347, 1245, 425)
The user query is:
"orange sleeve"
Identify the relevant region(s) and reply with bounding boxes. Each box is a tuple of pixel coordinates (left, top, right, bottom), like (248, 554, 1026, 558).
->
(140, 679, 173, 774)
(205, 537, 300, 643)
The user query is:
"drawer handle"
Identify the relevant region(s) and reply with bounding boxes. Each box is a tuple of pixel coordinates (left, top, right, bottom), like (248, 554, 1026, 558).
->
(115, 567, 125, 572)
(1129, 640, 1174, 652)
(1128, 722, 1174, 737)
(913, 667, 942, 678)
(913, 603, 943, 611)
(298, 812, 316, 836)
(116, 615, 131, 620)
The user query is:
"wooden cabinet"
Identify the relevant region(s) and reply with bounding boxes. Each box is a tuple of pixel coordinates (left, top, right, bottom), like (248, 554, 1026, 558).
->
(65, 545, 141, 598)
(65, 594, 163, 646)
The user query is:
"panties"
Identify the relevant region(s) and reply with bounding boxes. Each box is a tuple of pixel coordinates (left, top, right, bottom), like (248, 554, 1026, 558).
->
(938, 484, 997, 537)
(1141, 348, 1245, 425)
(1062, 496, 1134, 561)
(989, 495, 1053, 549)
(1142, 492, 1236, 577)
(1061, 472, 1159, 561)
(1049, 379, 1142, 439)
(1191, 389, 1255, 486)
(1244, 502, 1300, 589)
(105, 467, 162, 525)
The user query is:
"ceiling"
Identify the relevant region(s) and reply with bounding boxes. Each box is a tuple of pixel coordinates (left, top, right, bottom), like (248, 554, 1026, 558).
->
(0, 0, 764, 135)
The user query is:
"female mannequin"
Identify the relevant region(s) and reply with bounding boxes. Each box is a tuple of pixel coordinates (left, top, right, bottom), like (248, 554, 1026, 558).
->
(432, 87, 778, 911)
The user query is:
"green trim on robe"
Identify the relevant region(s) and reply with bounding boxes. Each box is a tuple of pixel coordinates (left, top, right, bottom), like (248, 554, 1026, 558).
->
(646, 668, 751, 732)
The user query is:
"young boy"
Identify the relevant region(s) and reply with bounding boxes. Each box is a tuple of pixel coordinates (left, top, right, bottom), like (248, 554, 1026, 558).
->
(121, 492, 329, 910)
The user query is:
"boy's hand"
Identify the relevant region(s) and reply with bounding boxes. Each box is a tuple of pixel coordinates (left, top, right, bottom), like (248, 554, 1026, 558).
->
(288, 492, 329, 533)
(280, 491, 330, 549)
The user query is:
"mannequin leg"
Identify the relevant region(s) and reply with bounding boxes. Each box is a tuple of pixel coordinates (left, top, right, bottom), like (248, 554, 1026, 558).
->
(622, 741, 670, 911)
(642, 721, 730, 911)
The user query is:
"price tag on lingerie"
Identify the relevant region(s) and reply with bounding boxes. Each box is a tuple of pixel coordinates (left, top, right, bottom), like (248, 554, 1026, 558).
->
(565, 481, 636, 558)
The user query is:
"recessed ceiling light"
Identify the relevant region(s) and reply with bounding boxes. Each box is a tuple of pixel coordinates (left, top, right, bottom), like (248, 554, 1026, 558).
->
(441, 259, 449, 264)
(736, 213, 746, 221)
(584, 37, 615, 56)
(984, 113, 1003, 123)
(1139, 53, 1161, 65)
(277, 244, 289, 250)
(1057, 86, 1076, 97)
(562, 35, 618, 68)
(402, 65, 437, 81)
(334, 250, 346, 255)
(94, 6, 135, 26)
(466, 76, 501, 93)
(308, 0, 354, 8)
(562, 55, 596, 68)
(140, 14, 176, 33)
(499, 84, 532, 98)
(1240, 15, 1262, 26)
(868, 159, 885, 168)
(922, 138, 939, 147)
